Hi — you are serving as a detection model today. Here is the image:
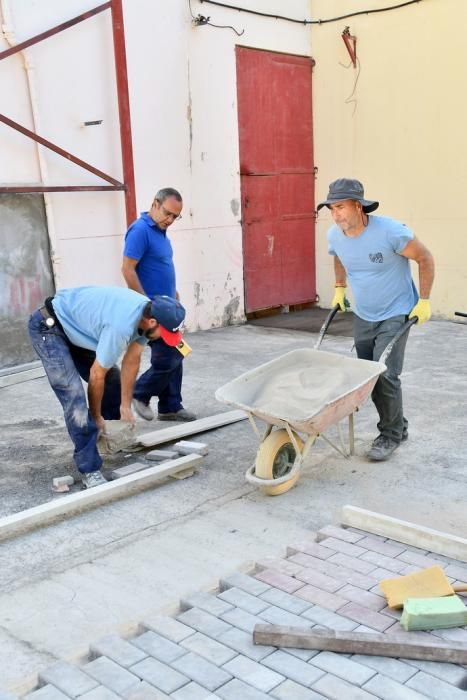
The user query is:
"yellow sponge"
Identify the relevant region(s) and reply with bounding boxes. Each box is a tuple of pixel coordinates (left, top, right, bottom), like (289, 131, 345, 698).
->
(380, 566, 455, 609)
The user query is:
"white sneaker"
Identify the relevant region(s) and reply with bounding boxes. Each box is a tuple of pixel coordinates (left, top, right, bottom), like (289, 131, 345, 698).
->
(82, 470, 107, 489)
(133, 399, 154, 421)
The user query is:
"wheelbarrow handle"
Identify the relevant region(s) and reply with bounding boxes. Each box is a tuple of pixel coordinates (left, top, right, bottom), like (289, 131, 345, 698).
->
(379, 317, 418, 365)
(455, 311, 467, 318)
(314, 304, 341, 350)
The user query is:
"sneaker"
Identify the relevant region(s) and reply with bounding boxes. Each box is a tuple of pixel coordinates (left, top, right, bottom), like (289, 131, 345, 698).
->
(82, 470, 107, 489)
(366, 435, 400, 461)
(133, 399, 154, 421)
(401, 430, 409, 442)
(158, 408, 197, 422)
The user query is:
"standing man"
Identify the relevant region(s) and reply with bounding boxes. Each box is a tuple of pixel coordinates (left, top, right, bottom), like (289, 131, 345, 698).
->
(318, 178, 435, 462)
(28, 287, 186, 487)
(122, 188, 196, 422)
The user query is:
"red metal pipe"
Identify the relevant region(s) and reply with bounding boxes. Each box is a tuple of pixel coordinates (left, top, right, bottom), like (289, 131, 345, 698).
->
(0, 2, 111, 62)
(0, 112, 124, 187)
(111, 0, 136, 226)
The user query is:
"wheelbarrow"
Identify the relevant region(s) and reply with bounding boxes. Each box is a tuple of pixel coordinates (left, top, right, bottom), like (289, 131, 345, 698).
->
(215, 307, 416, 496)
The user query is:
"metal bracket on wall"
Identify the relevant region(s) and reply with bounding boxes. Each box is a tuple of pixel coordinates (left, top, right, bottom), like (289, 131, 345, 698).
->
(342, 26, 357, 68)
(0, 1, 136, 226)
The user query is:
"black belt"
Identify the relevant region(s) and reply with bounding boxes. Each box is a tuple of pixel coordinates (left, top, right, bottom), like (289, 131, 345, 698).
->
(39, 296, 64, 332)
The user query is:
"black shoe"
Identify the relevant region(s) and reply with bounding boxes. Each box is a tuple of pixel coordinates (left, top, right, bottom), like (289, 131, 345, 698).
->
(401, 431, 408, 442)
(367, 435, 400, 461)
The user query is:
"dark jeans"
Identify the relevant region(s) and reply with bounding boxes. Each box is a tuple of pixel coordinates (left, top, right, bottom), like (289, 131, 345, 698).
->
(354, 314, 409, 443)
(28, 310, 121, 473)
(133, 338, 184, 414)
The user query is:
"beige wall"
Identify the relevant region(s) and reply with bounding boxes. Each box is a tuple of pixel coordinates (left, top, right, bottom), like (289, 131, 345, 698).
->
(311, 0, 466, 317)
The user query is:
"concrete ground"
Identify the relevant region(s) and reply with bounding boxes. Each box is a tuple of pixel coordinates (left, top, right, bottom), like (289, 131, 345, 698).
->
(0, 317, 466, 693)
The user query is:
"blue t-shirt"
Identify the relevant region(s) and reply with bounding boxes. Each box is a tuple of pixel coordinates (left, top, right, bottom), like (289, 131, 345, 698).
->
(327, 215, 418, 322)
(124, 212, 176, 299)
(52, 286, 148, 368)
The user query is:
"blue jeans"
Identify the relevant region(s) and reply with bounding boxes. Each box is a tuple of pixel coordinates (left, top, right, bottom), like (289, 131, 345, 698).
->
(28, 310, 121, 473)
(133, 338, 184, 414)
(354, 314, 410, 443)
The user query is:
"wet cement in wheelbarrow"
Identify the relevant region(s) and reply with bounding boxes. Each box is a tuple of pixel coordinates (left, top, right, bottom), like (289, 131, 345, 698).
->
(219, 349, 383, 422)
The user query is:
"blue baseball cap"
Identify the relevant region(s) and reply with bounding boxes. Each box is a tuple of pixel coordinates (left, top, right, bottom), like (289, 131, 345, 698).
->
(150, 295, 185, 346)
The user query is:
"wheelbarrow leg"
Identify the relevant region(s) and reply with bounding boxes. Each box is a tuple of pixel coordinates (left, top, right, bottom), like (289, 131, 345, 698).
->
(349, 412, 355, 456)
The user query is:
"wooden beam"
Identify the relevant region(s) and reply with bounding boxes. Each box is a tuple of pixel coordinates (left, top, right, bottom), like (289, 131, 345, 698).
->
(341, 505, 467, 564)
(253, 625, 467, 664)
(0, 454, 202, 542)
(138, 410, 247, 447)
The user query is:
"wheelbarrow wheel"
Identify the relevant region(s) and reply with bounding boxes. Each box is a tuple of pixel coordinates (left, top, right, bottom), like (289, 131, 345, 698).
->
(255, 429, 303, 496)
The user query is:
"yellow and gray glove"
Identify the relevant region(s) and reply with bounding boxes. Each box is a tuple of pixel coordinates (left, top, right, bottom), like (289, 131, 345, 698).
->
(332, 286, 350, 312)
(409, 299, 431, 325)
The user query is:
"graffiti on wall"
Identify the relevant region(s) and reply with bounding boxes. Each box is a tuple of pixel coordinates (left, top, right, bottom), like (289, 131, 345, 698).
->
(0, 194, 55, 370)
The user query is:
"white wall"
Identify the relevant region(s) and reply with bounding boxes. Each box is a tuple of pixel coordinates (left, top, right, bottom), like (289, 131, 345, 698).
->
(0, 0, 313, 330)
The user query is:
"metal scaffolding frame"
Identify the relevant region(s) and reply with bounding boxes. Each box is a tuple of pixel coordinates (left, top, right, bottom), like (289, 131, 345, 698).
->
(0, 0, 136, 225)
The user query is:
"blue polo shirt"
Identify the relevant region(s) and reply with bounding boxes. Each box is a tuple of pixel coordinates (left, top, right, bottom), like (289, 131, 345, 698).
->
(124, 212, 176, 299)
(52, 286, 148, 368)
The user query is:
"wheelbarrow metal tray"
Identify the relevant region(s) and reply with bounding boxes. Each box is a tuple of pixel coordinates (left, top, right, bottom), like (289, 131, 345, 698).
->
(216, 349, 386, 435)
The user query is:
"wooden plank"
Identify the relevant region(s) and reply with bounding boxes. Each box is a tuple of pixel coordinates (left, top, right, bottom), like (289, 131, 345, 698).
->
(0, 454, 202, 542)
(341, 505, 467, 564)
(138, 410, 247, 447)
(253, 625, 467, 664)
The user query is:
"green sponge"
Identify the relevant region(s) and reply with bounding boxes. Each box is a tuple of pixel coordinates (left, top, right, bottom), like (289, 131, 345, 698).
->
(401, 595, 467, 631)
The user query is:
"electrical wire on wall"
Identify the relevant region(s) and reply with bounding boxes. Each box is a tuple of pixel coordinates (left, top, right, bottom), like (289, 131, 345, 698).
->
(197, 0, 425, 26)
(188, 0, 244, 35)
(341, 57, 361, 116)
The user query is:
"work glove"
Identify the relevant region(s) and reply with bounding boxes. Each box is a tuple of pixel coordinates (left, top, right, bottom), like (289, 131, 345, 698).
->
(332, 286, 350, 312)
(409, 298, 431, 325)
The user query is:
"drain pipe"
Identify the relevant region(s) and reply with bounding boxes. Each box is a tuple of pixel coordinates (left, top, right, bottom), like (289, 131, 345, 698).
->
(0, 0, 60, 286)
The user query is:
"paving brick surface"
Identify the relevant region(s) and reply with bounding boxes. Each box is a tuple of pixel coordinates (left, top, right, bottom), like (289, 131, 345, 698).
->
(39, 661, 99, 697)
(218, 587, 269, 615)
(181, 592, 234, 617)
(220, 573, 270, 596)
(142, 614, 196, 643)
(406, 670, 467, 699)
(222, 654, 284, 693)
(270, 679, 326, 699)
(171, 681, 220, 699)
(255, 569, 305, 594)
(215, 678, 270, 699)
(83, 657, 141, 695)
(261, 650, 324, 686)
(9, 525, 467, 700)
(122, 681, 169, 699)
(90, 635, 147, 669)
(171, 651, 232, 692)
(79, 688, 121, 699)
(180, 631, 237, 666)
(130, 630, 187, 663)
(177, 608, 232, 639)
(129, 657, 188, 694)
(255, 557, 303, 576)
(217, 627, 275, 662)
(25, 689, 70, 700)
(309, 650, 376, 685)
(312, 673, 377, 699)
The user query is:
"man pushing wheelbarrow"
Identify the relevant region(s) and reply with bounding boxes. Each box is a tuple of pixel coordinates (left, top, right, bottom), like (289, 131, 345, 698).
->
(217, 179, 435, 496)
(319, 178, 435, 461)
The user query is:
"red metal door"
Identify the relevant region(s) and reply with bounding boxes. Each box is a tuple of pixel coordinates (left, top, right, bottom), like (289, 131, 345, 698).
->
(236, 47, 316, 312)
